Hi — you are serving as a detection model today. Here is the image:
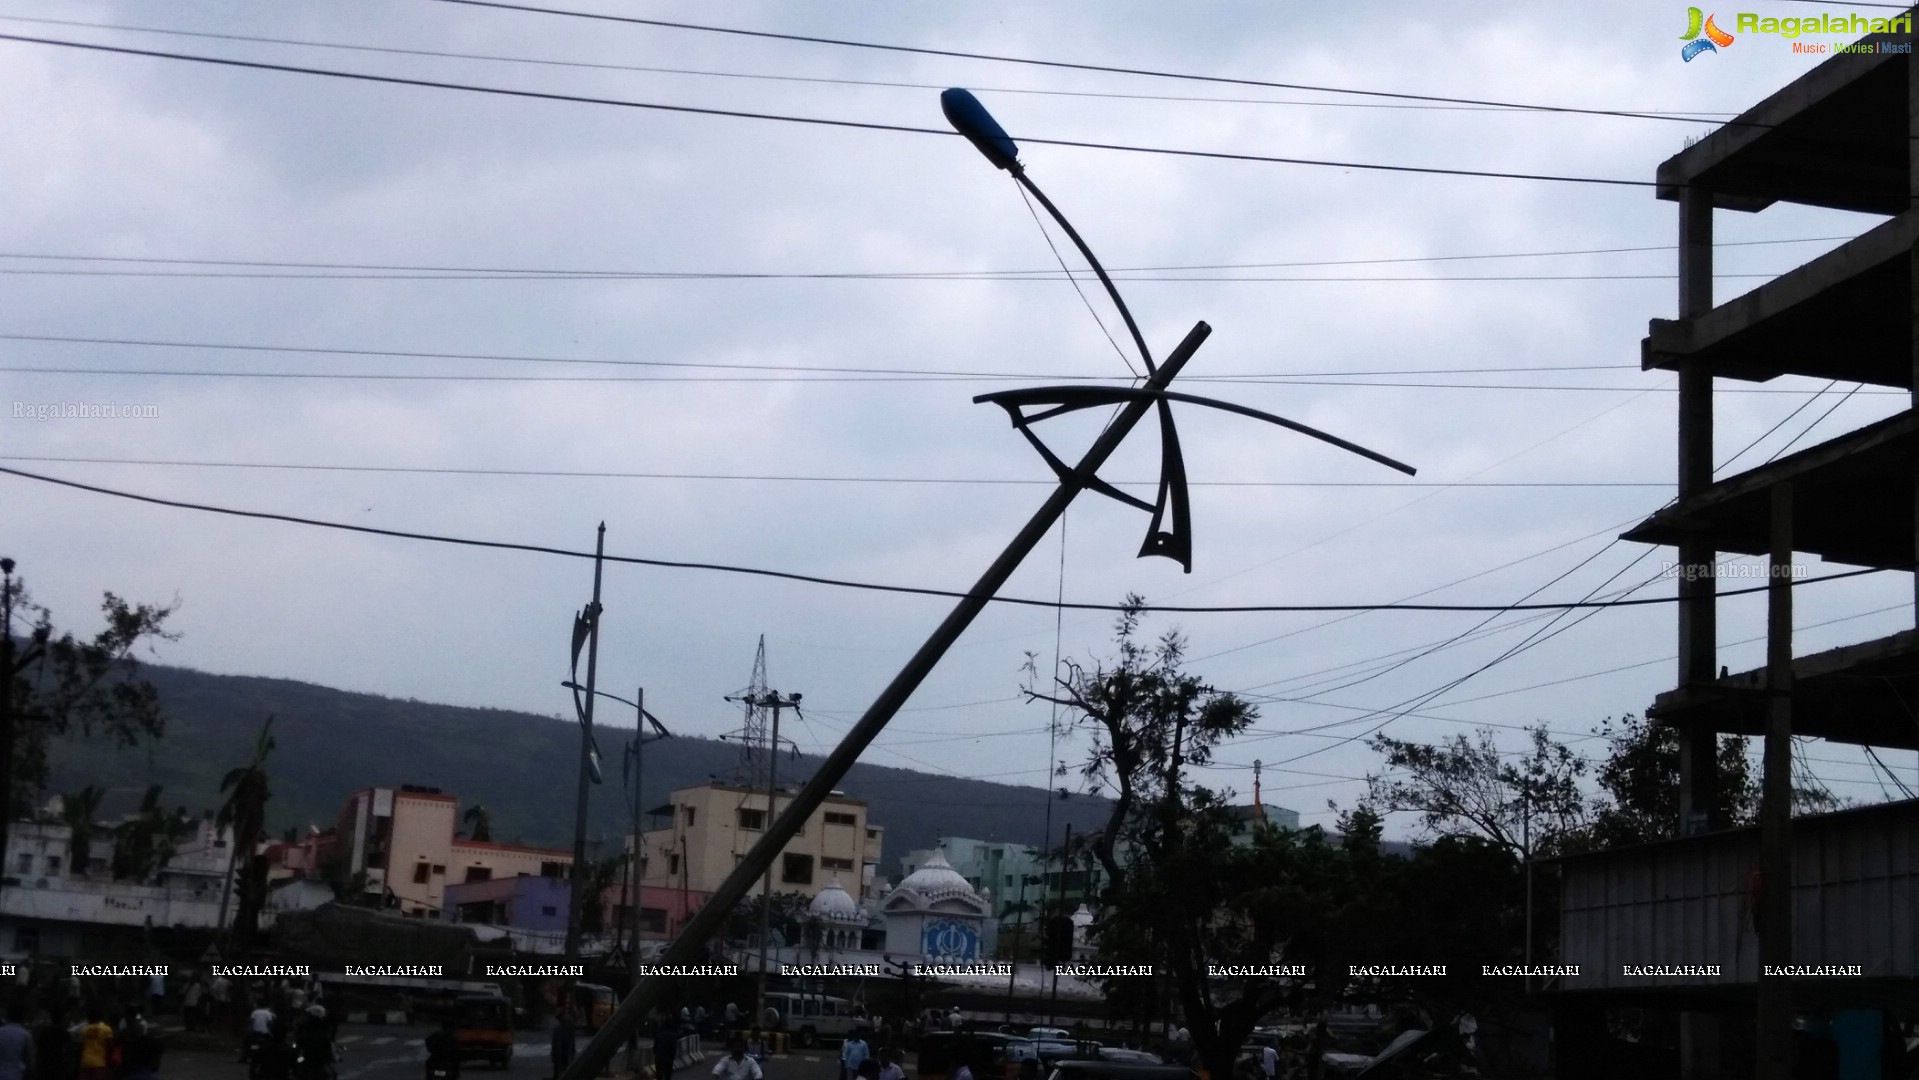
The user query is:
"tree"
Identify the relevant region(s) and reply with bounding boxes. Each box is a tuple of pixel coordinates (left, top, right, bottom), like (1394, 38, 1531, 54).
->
(580, 855, 623, 934)
(1030, 598, 1262, 1080)
(726, 891, 812, 948)
(217, 716, 275, 944)
(59, 784, 105, 877)
(1, 566, 177, 880)
(463, 803, 494, 843)
(1565, 713, 1839, 853)
(1031, 596, 1256, 888)
(1364, 725, 1588, 860)
(112, 784, 186, 882)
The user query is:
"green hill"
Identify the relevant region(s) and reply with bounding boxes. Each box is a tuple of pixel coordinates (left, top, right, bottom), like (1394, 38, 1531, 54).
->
(44, 663, 1117, 872)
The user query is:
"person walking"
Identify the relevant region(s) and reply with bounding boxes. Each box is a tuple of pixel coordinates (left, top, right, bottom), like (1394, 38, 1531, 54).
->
(549, 1000, 577, 1080)
(724, 1002, 739, 1030)
(840, 1029, 870, 1080)
(877, 1046, 904, 1080)
(209, 973, 230, 1026)
(653, 1014, 681, 1080)
(1260, 1042, 1279, 1080)
(182, 979, 205, 1033)
(0, 1004, 34, 1080)
(76, 1007, 115, 1080)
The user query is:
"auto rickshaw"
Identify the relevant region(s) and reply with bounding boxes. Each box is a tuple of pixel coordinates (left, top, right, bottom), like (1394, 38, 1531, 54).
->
(453, 993, 515, 1069)
(572, 983, 617, 1034)
(917, 1030, 1029, 1080)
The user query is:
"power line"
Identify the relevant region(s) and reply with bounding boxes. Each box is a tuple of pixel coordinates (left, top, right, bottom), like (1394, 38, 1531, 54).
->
(0, 455, 1670, 488)
(0, 13, 1746, 119)
(0, 463, 1899, 613)
(0, 331, 1633, 378)
(0, 233, 1846, 277)
(0, 269, 1793, 285)
(0, 32, 1662, 189)
(16, 366, 1884, 393)
(427, 0, 1754, 127)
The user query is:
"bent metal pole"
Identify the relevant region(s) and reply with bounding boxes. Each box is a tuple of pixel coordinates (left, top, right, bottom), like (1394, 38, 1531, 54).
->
(557, 319, 1211, 1080)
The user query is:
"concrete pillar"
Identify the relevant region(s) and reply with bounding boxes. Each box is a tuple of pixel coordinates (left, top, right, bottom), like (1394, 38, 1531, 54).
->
(1756, 482, 1795, 1080)
(1676, 187, 1721, 836)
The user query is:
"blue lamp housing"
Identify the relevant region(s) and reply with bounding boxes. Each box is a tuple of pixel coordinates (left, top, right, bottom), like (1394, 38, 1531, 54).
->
(941, 88, 1020, 171)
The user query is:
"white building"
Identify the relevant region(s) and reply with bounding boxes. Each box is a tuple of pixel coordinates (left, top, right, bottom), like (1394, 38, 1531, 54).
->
(880, 849, 995, 961)
(0, 818, 244, 959)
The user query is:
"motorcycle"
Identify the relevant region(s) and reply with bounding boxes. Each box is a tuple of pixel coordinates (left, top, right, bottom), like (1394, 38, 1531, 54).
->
(293, 1042, 340, 1080)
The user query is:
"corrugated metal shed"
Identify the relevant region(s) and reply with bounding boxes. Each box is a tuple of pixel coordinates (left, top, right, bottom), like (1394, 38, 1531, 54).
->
(1552, 797, 1919, 991)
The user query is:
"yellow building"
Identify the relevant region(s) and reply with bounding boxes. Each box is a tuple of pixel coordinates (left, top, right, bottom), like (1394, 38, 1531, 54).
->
(634, 783, 883, 903)
(337, 785, 572, 917)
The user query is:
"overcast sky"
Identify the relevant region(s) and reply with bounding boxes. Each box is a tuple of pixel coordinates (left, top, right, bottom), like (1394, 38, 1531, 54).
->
(3, 0, 1911, 838)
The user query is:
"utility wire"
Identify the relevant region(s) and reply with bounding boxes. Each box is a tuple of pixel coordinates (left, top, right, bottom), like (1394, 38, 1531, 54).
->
(14, 366, 1884, 392)
(428, 0, 1762, 128)
(0, 330, 1635, 379)
(1013, 181, 1136, 376)
(0, 233, 1846, 277)
(0, 13, 1744, 119)
(0, 32, 1664, 189)
(0, 268, 1790, 283)
(0, 456, 1674, 488)
(1766, 384, 1866, 461)
(0, 464, 1898, 612)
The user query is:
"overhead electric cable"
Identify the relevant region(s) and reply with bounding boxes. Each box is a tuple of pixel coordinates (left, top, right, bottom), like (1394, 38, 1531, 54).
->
(0, 12, 1745, 118)
(0, 233, 1847, 276)
(0, 32, 1664, 189)
(0, 464, 1898, 612)
(428, 0, 1763, 127)
(0, 456, 1672, 488)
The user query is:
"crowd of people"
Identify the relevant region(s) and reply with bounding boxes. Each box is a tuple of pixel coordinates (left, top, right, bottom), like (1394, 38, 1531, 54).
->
(0, 969, 352, 1080)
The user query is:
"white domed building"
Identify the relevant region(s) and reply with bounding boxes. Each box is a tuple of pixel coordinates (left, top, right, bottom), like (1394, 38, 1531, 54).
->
(806, 877, 868, 952)
(880, 848, 995, 961)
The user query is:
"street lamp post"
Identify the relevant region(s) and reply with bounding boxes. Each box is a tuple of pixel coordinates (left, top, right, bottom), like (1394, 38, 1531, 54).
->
(558, 91, 1415, 1080)
(562, 681, 673, 973)
(564, 525, 607, 967)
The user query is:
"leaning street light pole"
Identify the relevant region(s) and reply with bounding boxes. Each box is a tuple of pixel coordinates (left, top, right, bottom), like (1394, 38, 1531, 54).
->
(561, 681, 673, 972)
(564, 524, 608, 966)
(557, 90, 1416, 1080)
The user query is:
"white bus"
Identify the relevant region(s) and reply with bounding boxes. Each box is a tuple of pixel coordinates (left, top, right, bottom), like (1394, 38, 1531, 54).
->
(764, 991, 864, 1047)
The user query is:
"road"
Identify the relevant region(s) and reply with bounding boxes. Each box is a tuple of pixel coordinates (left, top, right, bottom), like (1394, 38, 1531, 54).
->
(154, 1027, 850, 1080)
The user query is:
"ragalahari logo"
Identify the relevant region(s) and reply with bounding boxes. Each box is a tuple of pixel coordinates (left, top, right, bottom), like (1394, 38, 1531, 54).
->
(1681, 8, 1736, 60)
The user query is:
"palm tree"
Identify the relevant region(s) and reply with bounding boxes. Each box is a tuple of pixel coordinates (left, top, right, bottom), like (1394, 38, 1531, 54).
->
(462, 803, 493, 843)
(60, 785, 105, 877)
(216, 716, 275, 943)
(112, 784, 185, 882)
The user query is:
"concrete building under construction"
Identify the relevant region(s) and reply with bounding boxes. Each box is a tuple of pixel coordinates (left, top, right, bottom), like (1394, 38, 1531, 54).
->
(1549, 18, 1919, 1080)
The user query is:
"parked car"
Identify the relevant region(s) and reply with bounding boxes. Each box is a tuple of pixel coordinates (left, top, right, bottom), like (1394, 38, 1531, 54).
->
(1027, 1028, 1074, 1043)
(1097, 1049, 1163, 1065)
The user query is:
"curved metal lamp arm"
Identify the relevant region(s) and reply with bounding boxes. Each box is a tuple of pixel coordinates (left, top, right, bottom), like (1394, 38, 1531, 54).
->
(1010, 167, 1156, 375)
(976, 385, 1418, 476)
